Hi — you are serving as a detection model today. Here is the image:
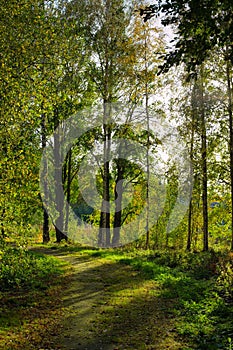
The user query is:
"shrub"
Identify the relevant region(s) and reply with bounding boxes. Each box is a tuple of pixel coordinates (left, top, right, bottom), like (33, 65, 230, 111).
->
(216, 258, 233, 301)
(0, 247, 63, 291)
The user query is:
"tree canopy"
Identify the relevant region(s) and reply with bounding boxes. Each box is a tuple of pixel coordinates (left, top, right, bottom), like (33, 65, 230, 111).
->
(140, 0, 233, 76)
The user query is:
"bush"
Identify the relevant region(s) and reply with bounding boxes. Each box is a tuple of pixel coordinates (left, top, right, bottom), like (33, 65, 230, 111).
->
(147, 250, 219, 279)
(216, 257, 233, 301)
(0, 247, 63, 291)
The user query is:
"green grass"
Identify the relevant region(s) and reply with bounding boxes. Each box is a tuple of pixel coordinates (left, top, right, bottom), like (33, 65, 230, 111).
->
(4, 242, 231, 349)
(62, 246, 232, 350)
(0, 246, 66, 291)
(0, 245, 69, 349)
(113, 250, 233, 350)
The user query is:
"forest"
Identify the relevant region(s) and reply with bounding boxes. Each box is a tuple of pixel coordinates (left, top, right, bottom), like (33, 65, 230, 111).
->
(0, 0, 233, 349)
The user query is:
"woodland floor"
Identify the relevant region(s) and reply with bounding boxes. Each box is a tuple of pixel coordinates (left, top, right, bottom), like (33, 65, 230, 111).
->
(0, 247, 190, 350)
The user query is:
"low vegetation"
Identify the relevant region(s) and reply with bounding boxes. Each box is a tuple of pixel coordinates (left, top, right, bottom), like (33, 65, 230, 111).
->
(0, 246, 65, 291)
(0, 243, 233, 349)
(118, 250, 233, 350)
(77, 247, 233, 349)
(0, 244, 69, 349)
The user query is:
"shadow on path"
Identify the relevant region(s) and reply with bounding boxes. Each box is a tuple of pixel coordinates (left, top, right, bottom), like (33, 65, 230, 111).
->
(42, 249, 186, 350)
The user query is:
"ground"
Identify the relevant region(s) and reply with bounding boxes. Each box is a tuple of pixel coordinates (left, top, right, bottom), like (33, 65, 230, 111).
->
(0, 248, 189, 350)
(52, 249, 184, 350)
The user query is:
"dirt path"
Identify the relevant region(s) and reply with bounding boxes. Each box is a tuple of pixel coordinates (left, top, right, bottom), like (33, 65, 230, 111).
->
(49, 250, 184, 350)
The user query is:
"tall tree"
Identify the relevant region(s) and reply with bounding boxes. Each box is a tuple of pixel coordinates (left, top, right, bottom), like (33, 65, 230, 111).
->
(0, 0, 45, 242)
(70, 0, 136, 246)
(225, 46, 233, 250)
(52, 0, 164, 247)
(140, 0, 233, 250)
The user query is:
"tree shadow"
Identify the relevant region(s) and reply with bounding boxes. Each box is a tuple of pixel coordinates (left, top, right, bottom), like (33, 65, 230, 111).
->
(54, 253, 184, 350)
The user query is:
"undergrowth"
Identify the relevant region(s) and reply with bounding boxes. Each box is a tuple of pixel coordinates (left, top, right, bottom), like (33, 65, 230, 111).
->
(115, 249, 233, 350)
(0, 246, 65, 291)
(0, 245, 69, 350)
(12, 243, 232, 349)
(70, 246, 233, 350)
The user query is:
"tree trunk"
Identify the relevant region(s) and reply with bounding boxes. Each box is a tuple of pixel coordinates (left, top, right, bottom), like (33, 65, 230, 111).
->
(41, 112, 50, 243)
(187, 200, 192, 251)
(145, 92, 150, 249)
(1, 208, 5, 239)
(199, 72, 209, 252)
(42, 207, 49, 243)
(53, 108, 67, 243)
(40, 0, 50, 244)
(186, 85, 196, 251)
(144, 27, 150, 250)
(64, 149, 72, 236)
(98, 103, 111, 247)
(226, 49, 233, 251)
(112, 159, 124, 247)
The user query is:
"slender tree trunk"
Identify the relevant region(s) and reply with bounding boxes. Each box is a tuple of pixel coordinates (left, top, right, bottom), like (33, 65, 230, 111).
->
(187, 200, 192, 251)
(145, 90, 150, 249)
(64, 149, 72, 236)
(112, 159, 124, 246)
(41, 111, 50, 243)
(187, 86, 195, 251)
(53, 108, 67, 243)
(193, 179, 201, 251)
(201, 132, 208, 252)
(200, 72, 208, 252)
(40, 1, 50, 244)
(98, 102, 111, 247)
(1, 208, 5, 239)
(144, 28, 150, 250)
(226, 49, 233, 251)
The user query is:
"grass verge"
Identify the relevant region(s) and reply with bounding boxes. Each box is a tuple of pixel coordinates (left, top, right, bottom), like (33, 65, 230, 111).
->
(116, 250, 233, 350)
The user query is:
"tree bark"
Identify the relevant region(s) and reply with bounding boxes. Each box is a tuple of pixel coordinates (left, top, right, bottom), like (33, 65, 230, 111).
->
(226, 48, 233, 251)
(186, 85, 195, 251)
(187, 200, 192, 251)
(53, 108, 67, 243)
(199, 72, 209, 251)
(144, 26, 150, 250)
(64, 149, 72, 237)
(112, 159, 124, 247)
(98, 103, 111, 247)
(41, 111, 50, 243)
(1, 208, 5, 239)
(40, 3, 50, 244)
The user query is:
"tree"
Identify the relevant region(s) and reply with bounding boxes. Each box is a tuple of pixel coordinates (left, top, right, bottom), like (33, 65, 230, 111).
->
(0, 0, 95, 244)
(117, 7, 164, 248)
(0, 0, 46, 242)
(225, 47, 233, 250)
(37, 0, 94, 242)
(140, 0, 233, 250)
(192, 73, 209, 251)
(140, 1, 233, 75)
(68, 0, 139, 246)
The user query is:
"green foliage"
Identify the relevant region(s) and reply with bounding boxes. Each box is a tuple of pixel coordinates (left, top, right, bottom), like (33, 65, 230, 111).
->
(63, 247, 232, 349)
(148, 250, 219, 278)
(115, 249, 233, 350)
(216, 255, 233, 301)
(141, 1, 233, 75)
(0, 247, 64, 291)
(118, 248, 232, 350)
